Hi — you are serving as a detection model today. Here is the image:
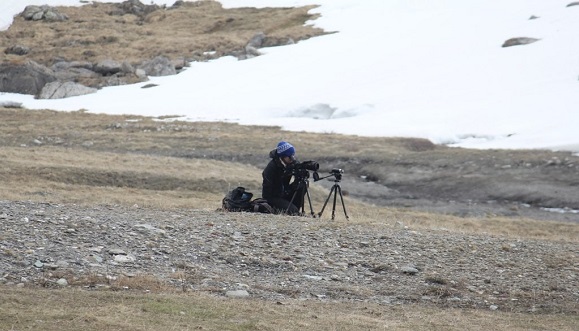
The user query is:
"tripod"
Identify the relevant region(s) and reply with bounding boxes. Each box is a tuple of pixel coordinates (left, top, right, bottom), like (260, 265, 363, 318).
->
(317, 171, 349, 221)
(286, 172, 315, 216)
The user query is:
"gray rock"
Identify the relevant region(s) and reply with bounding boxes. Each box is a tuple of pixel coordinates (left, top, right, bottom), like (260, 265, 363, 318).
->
(43, 10, 65, 22)
(54, 67, 99, 81)
(244, 46, 261, 59)
(0, 60, 56, 95)
(32, 11, 44, 21)
(113, 0, 161, 17)
(109, 248, 127, 255)
(400, 266, 419, 275)
(247, 32, 266, 49)
(0, 101, 23, 108)
(138, 56, 176, 76)
(502, 37, 540, 47)
(4, 45, 30, 56)
(38, 81, 97, 99)
(21, 5, 42, 20)
(52, 61, 94, 71)
(21, 5, 68, 22)
(94, 59, 123, 75)
(56, 278, 68, 287)
(121, 62, 135, 74)
(225, 290, 250, 298)
(114, 255, 136, 263)
(135, 68, 147, 78)
(172, 57, 187, 71)
(134, 224, 166, 235)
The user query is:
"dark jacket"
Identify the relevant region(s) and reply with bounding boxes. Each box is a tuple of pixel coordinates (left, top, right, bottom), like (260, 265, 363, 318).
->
(262, 149, 292, 199)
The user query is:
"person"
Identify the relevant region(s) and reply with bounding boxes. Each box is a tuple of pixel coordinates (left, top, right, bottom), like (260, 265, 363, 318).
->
(262, 141, 306, 215)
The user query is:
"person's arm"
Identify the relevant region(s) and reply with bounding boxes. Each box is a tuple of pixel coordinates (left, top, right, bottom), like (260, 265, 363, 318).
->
(262, 162, 277, 199)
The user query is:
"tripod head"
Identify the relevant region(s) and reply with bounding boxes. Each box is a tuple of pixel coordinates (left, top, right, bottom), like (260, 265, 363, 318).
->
(313, 168, 344, 182)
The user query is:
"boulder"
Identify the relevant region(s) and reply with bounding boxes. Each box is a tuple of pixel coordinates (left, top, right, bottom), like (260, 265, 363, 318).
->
(51, 61, 99, 81)
(38, 81, 97, 99)
(52, 61, 94, 71)
(0, 101, 23, 108)
(110, 0, 161, 17)
(21, 5, 68, 22)
(94, 59, 123, 75)
(247, 32, 266, 49)
(501, 37, 540, 47)
(138, 56, 176, 76)
(0, 61, 56, 95)
(4, 45, 30, 56)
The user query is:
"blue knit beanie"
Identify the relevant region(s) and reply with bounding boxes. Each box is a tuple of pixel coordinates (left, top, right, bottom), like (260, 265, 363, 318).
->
(276, 141, 295, 158)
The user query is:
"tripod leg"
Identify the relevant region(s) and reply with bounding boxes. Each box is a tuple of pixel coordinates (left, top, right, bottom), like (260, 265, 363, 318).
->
(331, 184, 338, 220)
(318, 185, 336, 218)
(286, 185, 302, 215)
(336, 185, 350, 220)
(305, 187, 315, 216)
(286, 189, 298, 215)
(286, 180, 309, 216)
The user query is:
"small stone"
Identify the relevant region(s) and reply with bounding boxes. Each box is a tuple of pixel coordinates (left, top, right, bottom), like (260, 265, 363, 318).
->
(114, 255, 136, 263)
(489, 305, 499, 311)
(108, 248, 127, 255)
(225, 290, 249, 298)
(303, 275, 323, 281)
(56, 278, 68, 287)
(401, 266, 419, 275)
(87, 255, 103, 263)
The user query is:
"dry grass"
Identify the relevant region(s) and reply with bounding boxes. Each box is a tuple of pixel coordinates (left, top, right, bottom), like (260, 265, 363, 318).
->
(0, 0, 326, 66)
(0, 145, 261, 208)
(1, 287, 577, 331)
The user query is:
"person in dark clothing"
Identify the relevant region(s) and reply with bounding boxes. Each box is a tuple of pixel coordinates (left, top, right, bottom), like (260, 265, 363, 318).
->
(262, 141, 306, 215)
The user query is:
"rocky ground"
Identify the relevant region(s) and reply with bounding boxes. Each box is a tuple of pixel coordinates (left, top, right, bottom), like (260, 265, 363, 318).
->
(1, 200, 577, 314)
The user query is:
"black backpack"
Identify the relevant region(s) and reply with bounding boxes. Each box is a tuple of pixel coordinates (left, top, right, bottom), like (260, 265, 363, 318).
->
(222, 187, 274, 213)
(249, 198, 275, 214)
(222, 187, 253, 211)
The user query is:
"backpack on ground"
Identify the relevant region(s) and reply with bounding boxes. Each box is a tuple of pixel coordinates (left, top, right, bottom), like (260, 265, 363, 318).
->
(222, 186, 253, 211)
(222, 187, 274, 214)
(249, 198, 275, 214)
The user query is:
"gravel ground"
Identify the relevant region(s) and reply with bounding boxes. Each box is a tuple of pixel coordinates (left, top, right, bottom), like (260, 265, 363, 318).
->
(1, 200, 577, 314)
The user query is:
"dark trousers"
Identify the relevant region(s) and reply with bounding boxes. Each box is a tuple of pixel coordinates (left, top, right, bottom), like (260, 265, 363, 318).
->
(268, 188, 305, 215)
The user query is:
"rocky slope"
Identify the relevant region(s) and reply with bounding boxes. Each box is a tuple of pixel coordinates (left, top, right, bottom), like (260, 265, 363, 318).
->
(1, 200, 577, 314)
